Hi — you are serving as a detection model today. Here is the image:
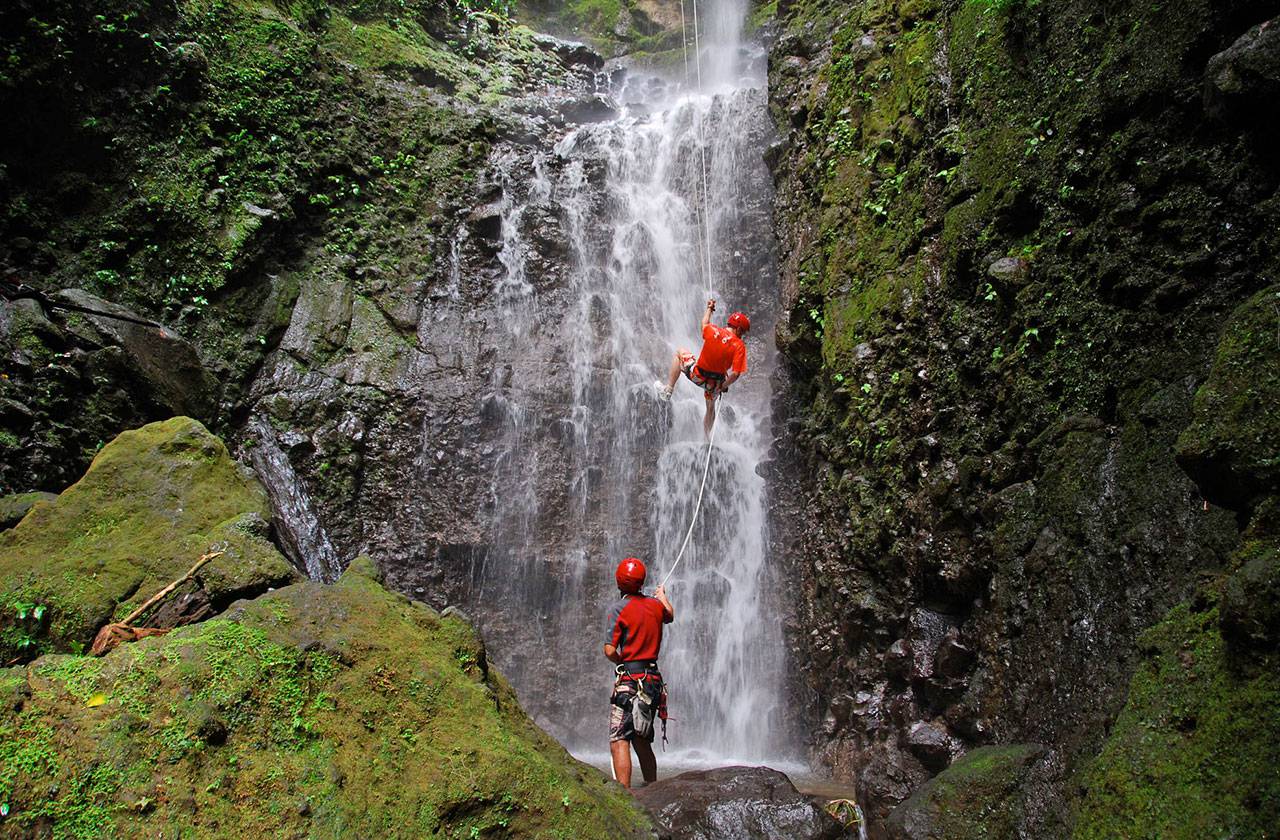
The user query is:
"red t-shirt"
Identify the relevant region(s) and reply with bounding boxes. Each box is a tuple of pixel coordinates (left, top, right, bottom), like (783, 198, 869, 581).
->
(606, 594, 672, 662)
(695, 323, 747, 376)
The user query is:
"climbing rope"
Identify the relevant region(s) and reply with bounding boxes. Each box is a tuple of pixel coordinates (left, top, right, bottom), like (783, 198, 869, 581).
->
(661, 0, 718, 589)
(660, 411, 717, 586)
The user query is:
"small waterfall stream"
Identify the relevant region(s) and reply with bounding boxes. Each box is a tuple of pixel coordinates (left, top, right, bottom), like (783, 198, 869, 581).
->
(463, 0, 796, 765)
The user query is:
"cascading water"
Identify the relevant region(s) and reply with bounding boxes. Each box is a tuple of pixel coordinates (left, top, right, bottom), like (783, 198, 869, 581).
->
(464, 0, 796, 766)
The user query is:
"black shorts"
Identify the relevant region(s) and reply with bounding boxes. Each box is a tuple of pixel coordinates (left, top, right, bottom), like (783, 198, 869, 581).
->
(609, 674, 662, 742)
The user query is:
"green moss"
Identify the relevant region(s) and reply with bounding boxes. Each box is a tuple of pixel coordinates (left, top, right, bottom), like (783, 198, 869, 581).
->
(885, 744, 1046, 839)
(771, 0, 1280, 824)
(0, 418, 298, 663)
(1176, 285, 1280, 510)
(0, 561, 652, 838)
(746, 0, 778, 33)
(1073, 601, 1280, 838)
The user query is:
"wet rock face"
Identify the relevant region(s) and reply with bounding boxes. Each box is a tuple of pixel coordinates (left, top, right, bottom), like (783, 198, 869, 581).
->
(634, 766, 847, 840)
(767, 0, 1279, 830)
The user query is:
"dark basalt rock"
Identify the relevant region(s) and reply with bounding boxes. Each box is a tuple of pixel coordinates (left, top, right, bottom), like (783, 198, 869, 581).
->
(903, 722, 954, 774)
(1205, 18, 1280, 132)
(531, 33, 606, 71)
(633, 766, 848, 840)
(56, 289, 218, 422)
(1220, 547, 1280, 653)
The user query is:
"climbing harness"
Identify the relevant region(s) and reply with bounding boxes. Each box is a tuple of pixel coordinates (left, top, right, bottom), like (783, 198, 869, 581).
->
(614, 662, 669, 749)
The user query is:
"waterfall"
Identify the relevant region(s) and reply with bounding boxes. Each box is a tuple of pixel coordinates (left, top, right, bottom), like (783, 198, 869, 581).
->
(465, 0, 795, 765)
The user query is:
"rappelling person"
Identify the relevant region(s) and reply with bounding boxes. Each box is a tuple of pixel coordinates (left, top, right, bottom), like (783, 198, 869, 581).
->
(604, 557, 674, 790)
(656, 297, 750, 436)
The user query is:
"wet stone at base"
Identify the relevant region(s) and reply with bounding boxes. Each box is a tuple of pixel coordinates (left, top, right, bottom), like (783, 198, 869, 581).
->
(633, 766, 850, 840)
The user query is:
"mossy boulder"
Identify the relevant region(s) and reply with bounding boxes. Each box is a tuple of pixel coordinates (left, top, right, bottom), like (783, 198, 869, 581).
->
(1072, 599, 1280, 838)
(1176, 285, 1280, 513)
(0, 417, 298, 663)
(882, 744, 1047, 840)
(0, 559, 653, 839)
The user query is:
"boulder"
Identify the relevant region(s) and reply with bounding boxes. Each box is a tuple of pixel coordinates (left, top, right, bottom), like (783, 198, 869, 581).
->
(903, 722, 954, 774)
(633, 766, 847, 840)
(1176, 286, 1280, 513)
(986, 256, 1030, 287)
(0, 417, 299, 662)
(1204, 18, 1280, 131)
(0, 559, 653, 838)
(55, 289, 218, 421)
(1220, 542, 1280, 652)
(883, 744, 1046, 839)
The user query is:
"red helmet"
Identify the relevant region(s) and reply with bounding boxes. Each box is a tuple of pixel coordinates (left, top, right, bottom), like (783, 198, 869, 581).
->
(728, 311, 750, 332)
(615, 557, 646, 594)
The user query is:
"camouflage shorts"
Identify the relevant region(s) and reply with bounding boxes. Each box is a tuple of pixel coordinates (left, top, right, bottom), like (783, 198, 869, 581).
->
(609, 676, 661, 743)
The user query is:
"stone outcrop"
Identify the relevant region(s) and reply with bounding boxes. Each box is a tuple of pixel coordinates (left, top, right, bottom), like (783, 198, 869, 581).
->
(883, 745, 1046, 840)
(634, 766, 847, 840)
(0, 417, 298, 662)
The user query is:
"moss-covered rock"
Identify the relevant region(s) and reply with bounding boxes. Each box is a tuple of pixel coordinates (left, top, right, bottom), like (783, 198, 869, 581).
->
(0, 558, 653, 839)
(1176, 285, 1280, 514)
(1072, 598, 1280, 839)
(883, 744, 1046, 840)
(768, 0, 1279, 827)
(0, 492, 56, 531)
(515, 0, 684, 61)
(1220, 544, 1280, 653)
(0, 417, 298, 663)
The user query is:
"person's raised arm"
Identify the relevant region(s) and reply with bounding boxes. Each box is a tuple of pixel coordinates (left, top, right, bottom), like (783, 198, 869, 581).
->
(655, 584, 675, 622)
(701, 298, 715, 329)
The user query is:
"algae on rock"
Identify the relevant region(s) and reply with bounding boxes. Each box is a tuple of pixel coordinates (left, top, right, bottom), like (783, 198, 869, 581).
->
(0, 417, 298, 663)
(1072, 598, 1280, 839)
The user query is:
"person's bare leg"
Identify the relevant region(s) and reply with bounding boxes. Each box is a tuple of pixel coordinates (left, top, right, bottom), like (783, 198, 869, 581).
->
(667, 351, 685, 391)
(633, 737, 658, 784)
(703, 396, 716, 437)
(611, 740, 633, 789)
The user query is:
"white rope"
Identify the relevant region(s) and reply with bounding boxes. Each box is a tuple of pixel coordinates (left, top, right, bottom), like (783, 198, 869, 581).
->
(660, 0, 718, 589)
(661, 415, 716, 586)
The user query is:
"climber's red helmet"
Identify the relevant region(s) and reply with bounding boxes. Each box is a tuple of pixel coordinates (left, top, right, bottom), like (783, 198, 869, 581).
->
(615, 557, 646, 594)
(728, 311, 750, 333)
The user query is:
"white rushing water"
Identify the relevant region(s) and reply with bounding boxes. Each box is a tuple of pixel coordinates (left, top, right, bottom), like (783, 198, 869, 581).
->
(471, 0, 796, 764)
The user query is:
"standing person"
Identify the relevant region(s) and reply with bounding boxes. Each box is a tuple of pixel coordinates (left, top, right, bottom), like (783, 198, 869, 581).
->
(604, 557, 675, 789)
(657, 298, 750, 436)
